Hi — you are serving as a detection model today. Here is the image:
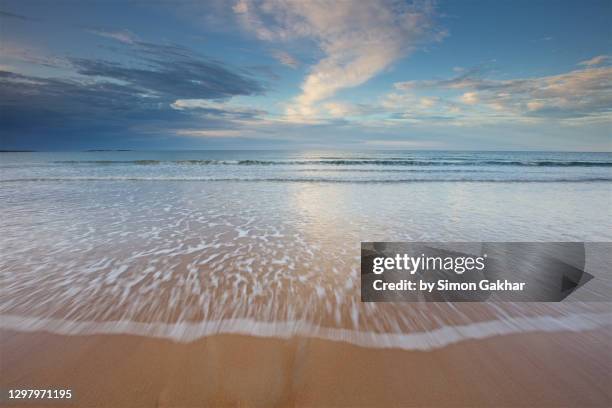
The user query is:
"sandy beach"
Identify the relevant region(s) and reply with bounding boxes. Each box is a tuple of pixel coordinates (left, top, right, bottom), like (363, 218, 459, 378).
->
(1, 327, 610, 407)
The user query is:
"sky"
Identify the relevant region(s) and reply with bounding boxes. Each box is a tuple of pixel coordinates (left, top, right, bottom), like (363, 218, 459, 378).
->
(0, 0, 611, 151)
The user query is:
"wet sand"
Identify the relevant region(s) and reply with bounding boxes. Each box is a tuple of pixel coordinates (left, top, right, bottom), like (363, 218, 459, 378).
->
(1, 327, 610, 407)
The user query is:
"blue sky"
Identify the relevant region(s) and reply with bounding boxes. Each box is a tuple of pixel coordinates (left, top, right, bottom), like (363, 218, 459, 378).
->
(1, 0, 610, 150)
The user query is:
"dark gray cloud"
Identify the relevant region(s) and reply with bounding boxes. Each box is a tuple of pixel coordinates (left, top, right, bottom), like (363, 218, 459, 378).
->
(70, 39, 264, 100)
(71, 57, 263, 101)
(0, 41, 267, 149)
(0, 10, 32, 20)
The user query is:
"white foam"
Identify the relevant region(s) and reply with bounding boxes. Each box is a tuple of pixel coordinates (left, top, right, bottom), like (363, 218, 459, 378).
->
(1, 312, 610, 351)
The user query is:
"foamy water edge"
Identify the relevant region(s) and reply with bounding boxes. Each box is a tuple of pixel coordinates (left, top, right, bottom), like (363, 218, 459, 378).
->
(2, 312, 610, 350)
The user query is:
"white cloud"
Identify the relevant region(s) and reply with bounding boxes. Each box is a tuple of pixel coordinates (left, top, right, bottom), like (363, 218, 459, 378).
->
(232, 1, 248, 14)
(390, 64, 612, 120)
(170, 99, 264, 115)
(89, 29, 138, 44)
(170, 99, 267, 125)
(272, 50, 298, 68)
(0, 43, 69, 68)
(460, 92, 479, 105)
(526, 100, 545, 111)
(234, 0, 443, 121)
(364, 139, 445, 148)
(176, 129, 245, 138)
(323, 102, 353, 117)
(420, 96, 438, 108)
(578, 55, 609, 67)
(171, 99, 222, 110)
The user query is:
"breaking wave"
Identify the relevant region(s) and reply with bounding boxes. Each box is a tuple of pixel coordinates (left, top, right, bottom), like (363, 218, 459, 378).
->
(1, 312, 610, 350)
(50, 159, 612, 167)
(3, 177, 612, 183)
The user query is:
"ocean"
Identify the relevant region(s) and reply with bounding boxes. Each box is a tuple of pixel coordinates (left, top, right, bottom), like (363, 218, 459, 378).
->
(1, 150, 611, 348)
(1, 150, 611, 182)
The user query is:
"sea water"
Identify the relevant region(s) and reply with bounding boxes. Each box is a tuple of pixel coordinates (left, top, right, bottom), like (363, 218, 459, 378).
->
(1, 151, 611, 348)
